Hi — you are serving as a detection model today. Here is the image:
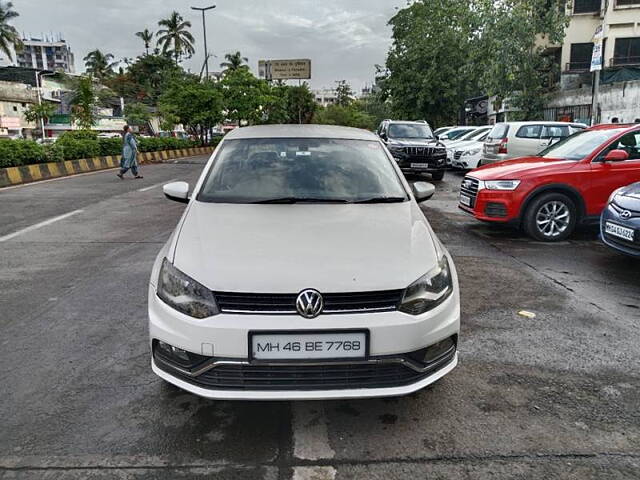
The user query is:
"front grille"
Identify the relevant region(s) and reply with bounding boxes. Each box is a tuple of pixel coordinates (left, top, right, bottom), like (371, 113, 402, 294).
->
(215, 290, 404, 314)
(460, 176, 479, 207)
(404, 146, 433, 157)
(611, 202, 640, 219)
(155, 349, 456, 391)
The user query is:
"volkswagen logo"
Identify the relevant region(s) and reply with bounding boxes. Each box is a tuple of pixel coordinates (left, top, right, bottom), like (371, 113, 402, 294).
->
(620, 210, 632, 219)
(296, 289, 324, 318)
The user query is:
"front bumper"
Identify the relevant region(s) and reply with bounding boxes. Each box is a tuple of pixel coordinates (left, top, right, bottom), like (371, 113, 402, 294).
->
(148, 277, 460, 400)
(600, 207, 640, 257)
(458, 189, 521, 223)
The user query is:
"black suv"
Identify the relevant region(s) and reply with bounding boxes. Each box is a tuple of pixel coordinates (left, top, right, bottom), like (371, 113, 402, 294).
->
(377, 120, 447, 180)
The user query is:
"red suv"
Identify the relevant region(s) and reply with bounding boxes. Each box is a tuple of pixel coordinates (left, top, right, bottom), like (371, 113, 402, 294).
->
(459, 124, 640, 241)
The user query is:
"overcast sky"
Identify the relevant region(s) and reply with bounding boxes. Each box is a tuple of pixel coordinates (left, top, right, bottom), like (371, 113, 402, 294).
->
(14, 0, 401, 91)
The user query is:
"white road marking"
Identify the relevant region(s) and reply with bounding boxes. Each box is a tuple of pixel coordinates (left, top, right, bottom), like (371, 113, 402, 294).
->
(292, 403, 335, 461)
(138, 180, 176, 192)
(0, 209, 84, 242)
(292, 466, 337, 480)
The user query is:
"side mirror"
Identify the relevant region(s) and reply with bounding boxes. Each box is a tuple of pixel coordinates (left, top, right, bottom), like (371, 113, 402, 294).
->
(163, 181, 190, 204)
(604, 149, 629, 162)
(412, 181, 436, 203)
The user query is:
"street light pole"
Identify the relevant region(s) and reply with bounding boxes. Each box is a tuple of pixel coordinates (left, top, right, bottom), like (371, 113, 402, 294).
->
(191, 5, 216, 80)
(35, 71, 56, 139)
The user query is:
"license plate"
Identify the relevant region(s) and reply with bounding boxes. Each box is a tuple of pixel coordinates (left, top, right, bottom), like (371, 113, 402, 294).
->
(460, 194, 472, 207)
(605, 222, 635, 242)
(410, 163, 430, 169)
(251, 331, 367, 360)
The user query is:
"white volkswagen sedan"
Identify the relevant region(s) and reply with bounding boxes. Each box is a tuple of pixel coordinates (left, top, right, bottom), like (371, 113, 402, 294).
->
(148, 125, 460, 400)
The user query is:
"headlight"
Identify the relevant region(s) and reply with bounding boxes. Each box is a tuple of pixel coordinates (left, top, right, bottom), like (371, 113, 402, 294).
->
(463, 148, 481, 156)
(157, 258, 219, 318)
(482, 180, 521, 191)
(399, 255, 453, 315)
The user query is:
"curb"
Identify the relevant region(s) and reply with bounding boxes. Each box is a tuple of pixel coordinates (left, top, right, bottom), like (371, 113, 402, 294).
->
(0, 146, 215, 188)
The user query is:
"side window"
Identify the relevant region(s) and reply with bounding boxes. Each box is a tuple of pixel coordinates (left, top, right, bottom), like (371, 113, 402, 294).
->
(541, 126, 569, 139)
(600, 133, 640, 161)
(515, 125, 542, 139)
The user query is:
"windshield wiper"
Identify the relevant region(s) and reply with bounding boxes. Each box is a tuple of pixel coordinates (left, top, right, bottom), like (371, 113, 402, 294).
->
(353, 196, 407, 204)
(251, 197, 351, 204)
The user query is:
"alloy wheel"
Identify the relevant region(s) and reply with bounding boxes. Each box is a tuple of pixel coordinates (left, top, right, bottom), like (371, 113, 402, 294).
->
(535, 201, 570, 238)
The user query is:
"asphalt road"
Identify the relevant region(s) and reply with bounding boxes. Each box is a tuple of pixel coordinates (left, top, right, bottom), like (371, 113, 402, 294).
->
(1, 159, 639, 479)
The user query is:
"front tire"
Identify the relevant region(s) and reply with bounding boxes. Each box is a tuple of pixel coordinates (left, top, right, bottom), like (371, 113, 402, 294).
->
(523, 192, 577, 242)
(431, 170, 445, 181)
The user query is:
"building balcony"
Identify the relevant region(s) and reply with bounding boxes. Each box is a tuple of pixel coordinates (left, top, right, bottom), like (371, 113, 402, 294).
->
(564, 61, 591, 73)
(610, 56, 640, 67)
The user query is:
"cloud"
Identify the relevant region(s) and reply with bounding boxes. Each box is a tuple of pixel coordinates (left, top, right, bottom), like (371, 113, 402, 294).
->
(14, 0, 399, 90)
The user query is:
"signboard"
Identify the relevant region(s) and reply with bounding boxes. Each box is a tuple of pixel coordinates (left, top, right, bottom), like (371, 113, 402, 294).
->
(590, 25, 604, 72)
(259, 59, 311, 80)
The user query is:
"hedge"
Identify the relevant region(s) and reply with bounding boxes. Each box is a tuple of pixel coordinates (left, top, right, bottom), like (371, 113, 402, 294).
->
(0, 135, 218, 168)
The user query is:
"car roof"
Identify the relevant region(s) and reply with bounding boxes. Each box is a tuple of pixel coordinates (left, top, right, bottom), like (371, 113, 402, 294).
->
(225, 124, 378, 141)
(587, 123, 640, 131)
(495, 121, 586, 127)
(386, 120, 430, 126)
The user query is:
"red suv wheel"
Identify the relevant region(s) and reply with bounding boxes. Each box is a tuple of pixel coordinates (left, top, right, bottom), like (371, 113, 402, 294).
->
(523, 192, 578, 242)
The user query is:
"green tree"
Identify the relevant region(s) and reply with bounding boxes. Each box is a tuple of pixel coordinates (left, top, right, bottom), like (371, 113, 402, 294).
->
(159, 77, 224, 143)
(24, 102, 56, 126)
(111, 54, 183, 105)
(335, 80, 354, 107)
(476, 0, 569, 119)
(285, 84, 317, 124)
(83, 49, 118, 81)
(313, 104, 375, 130)
(221, 68, 270, 125)
(156, 11, 195, 64)
(0, 1, 21, 62)
(124, 102, 151, 127)
(68, 76, 98, 130)
(220, 51, 249, 74)
(135, 29, 154, 55)
(385, 0, 480, 126)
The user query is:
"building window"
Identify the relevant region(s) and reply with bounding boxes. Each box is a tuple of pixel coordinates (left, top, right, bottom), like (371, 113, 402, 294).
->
(613, 37, 640, 66)
(568, 43, 593, 71)
(574, 0, 601, 13)
(616, 0, 640, 6)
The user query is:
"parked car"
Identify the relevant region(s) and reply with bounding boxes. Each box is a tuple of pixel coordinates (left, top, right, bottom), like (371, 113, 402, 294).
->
(451, 130, 492, 170)
(459, 124, 640, 241)
(434, 126, 454, 137)
(150, 125, 460, 400)
(481, 121, 587, 165)
(445, 126, 493, 165)
(377, 119, 448, 180)
(438, 126, 479, 144)
(601, 181, 640, 257)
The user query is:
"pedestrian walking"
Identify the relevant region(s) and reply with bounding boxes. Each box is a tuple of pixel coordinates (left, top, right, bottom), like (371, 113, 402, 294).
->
(117, 125, 143, 179)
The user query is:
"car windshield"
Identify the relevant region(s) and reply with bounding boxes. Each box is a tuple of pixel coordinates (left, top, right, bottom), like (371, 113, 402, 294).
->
(197, 138, 408, 204)
(487, 124, 509, 140)
(445, 128, 474, 140)
(388, 124, 434, 139)
(540, 129, 627, 161)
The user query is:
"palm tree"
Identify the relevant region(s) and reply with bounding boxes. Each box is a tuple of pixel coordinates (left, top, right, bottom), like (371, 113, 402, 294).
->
(0, 2, 22, 62)
(135, 29, 153, 55)
(220, 51, 248, 73)
(83, 49, 118, 81)
(156, 11, 195, 64)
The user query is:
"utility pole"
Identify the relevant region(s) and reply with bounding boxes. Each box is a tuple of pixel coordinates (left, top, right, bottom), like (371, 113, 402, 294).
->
(191, 5, 216, 80)
(590, 18, 606, 125)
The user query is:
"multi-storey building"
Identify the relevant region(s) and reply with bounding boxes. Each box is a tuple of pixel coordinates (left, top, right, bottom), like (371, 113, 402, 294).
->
(16, 37, 75, 74)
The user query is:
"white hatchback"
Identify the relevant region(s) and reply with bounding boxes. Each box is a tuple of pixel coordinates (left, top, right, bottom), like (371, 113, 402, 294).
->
(148, 125, 460, 400)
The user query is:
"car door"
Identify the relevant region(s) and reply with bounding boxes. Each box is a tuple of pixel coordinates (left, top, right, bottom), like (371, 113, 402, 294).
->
(588, 131, 640, 215)
(539, 125, 569, 153)
(511, 124, 542, 158)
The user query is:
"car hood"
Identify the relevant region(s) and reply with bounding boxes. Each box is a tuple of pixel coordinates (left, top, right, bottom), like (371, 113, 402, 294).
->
(471, 156, 579, 179)
(172, 201, 438, 293)
(451, 140, 483, 151)
(388, 138, 441, 147)
(615, 182, 640, 209)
